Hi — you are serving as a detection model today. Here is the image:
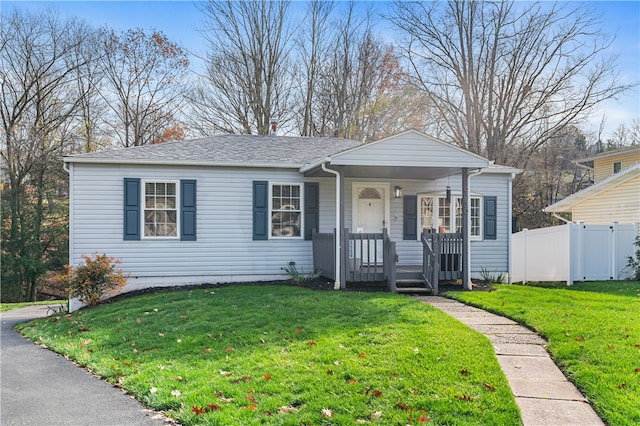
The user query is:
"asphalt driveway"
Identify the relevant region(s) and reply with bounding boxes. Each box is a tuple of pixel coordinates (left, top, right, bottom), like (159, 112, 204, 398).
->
(1, 305, 173, 426)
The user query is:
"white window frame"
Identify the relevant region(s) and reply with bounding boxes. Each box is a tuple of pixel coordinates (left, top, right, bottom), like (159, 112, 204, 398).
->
(417, 194, 483, 241)
(269, 182, 304, 239)
(141, 179, 180, 240)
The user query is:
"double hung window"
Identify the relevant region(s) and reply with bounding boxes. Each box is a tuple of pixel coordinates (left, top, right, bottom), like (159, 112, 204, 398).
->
(270, 183, 302, 238)
(144, 181, 178, 238)
(418, 195, 481, 239)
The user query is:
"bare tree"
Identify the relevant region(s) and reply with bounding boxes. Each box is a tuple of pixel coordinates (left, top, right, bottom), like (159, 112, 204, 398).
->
(1, 8, 92, 300)
(192, 0, 293, 135)
(295, 0, 334, 136)
(99, 28, 189, 147)
(389, 0, 632, 166)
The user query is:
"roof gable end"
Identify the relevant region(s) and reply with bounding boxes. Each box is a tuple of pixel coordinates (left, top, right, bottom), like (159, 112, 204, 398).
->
(330, 129, 489, 169)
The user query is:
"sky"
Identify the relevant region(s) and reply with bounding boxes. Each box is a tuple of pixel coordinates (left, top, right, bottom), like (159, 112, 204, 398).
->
(2, 0, 639, 141)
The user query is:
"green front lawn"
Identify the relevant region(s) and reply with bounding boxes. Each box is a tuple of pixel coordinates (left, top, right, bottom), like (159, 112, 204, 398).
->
(18, 286, 521, 425)
(447, 282, 640, 426)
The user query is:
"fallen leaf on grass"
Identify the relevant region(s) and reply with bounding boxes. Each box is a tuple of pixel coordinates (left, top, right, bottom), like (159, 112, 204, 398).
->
(459, 369, 471, 376)
(171, 390, 181, 397)
(191, 406, 205, 415)
(634, 368, 640, 373)
(295, 328, 303, 334)
(204, 348, 211, 353)
(483, 383, 496, 392)
(149, 387, 157, 394)
(206, 403, 221, 411)
(359, 352, 367, 358)
(307, 341, 317, 346)
(263, 374, 272, 380)
(371, 411, 383, 420)
(574, 336, 585, 341)
(321, 408, 333, 418)
(618, 383, 627, 388)
(326, 370, 334, 375)
(417, 411, 431, 423)
(279, 406, 299, 414)
(219, 370, 233, 376)
(455, 394, 473, 402)
(397, 400, 413, 411)
(225, 347, 234, 352)
(242, 403, 257, 410)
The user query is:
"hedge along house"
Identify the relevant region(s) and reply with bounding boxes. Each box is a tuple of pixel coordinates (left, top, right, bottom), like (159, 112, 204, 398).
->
(63, 130, 519, 309)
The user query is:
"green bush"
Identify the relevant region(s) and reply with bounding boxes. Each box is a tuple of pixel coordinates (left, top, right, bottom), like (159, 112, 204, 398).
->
(65, 254, 128, 307)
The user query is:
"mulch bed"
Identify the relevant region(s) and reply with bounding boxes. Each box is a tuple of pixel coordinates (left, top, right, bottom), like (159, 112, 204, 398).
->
(100, 277, 493, 306)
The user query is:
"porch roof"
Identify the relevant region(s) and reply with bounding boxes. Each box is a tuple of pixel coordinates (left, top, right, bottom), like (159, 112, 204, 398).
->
(544, 163, 640, 213)
(301, 130, 490, 179)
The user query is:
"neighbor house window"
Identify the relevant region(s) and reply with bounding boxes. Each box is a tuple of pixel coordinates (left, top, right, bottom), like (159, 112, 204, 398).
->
(613, 161, 621, 174)
(419, 195, 481, 239)
(144, 181, 178, 238)
(270, 183, 302, 238)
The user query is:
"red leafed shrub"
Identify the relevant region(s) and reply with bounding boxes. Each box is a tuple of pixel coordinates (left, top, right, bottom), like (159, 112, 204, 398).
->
(65, 254, 128, 307)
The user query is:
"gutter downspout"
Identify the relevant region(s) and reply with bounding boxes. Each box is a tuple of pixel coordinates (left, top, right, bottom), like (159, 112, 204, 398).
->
(62, 161, 76, 311)
(321, 161, 341, 290)
(466, 168, 484, 289)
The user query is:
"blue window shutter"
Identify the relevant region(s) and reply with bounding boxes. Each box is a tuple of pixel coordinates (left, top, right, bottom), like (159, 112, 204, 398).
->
(123, 178, 140, 240)
(304, 182, 319, 240)
(181, 180, 197, 241)
(484, 196, 497, 240)
(403, 195, 417, 240)
(253, 181, 268, 240)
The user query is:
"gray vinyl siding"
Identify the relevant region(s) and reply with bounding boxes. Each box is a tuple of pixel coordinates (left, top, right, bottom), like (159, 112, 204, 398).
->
(466, 174, 511, 276)
(332, 132, 487, 168)
(70, 162, 511, 291)
(70, 163, 332, 289)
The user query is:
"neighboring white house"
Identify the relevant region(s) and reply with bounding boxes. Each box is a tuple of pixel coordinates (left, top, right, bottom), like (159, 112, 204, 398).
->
(63, 130, 520, 306)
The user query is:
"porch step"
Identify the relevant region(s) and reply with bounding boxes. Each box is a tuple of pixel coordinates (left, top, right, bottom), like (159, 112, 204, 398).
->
(395, 286, 434, 294)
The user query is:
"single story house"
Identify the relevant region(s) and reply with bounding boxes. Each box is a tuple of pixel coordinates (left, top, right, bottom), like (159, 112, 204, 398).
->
(63, 130, 520, 308)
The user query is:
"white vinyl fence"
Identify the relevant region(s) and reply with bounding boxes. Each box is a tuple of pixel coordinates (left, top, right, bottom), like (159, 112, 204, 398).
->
(511, 222, 639, 284)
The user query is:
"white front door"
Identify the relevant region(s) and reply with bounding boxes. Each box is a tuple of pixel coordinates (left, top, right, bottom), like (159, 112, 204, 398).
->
(352, 184, 389, 264)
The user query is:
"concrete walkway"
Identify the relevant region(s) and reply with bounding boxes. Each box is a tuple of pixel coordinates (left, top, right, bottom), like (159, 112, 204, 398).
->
(415, 296, 604, 426)
(1, 306, 174, 426)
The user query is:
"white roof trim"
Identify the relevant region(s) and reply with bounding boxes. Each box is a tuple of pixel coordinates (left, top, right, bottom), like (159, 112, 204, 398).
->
(544, 163, 640, 213)
(576, 145, 640, 164)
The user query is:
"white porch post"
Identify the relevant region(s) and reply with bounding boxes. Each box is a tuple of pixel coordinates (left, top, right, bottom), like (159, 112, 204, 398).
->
(462, 168, 471, 290)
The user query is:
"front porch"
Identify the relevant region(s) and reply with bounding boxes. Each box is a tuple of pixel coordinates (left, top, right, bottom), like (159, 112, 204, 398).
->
(312, 229, 463, 293)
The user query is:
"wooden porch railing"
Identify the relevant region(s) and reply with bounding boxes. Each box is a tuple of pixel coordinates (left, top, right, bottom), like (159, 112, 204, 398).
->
(311, 230, 335, 280)
(421, 230, 463, 293)
(312, 229, 397, 291)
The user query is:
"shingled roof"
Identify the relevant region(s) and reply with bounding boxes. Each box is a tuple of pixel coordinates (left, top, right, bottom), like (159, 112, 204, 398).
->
(64, 134, 362, 168)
